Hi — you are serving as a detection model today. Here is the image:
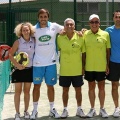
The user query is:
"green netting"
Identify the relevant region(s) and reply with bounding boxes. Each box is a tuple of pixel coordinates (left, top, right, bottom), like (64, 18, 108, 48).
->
(0, 60, 11, 120)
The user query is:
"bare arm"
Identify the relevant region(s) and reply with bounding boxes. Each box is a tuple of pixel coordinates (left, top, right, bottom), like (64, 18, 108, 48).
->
(82, 52, 86, 75)
(9, 40, 25, 70)
(106, 48, 110, 75)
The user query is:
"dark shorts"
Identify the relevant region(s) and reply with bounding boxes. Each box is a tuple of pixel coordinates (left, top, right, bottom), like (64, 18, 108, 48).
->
(11, 67, 33, 83)
(59, 75, 84, 87)
(107, 61, 120, 81)
(84, 71, 106, 82)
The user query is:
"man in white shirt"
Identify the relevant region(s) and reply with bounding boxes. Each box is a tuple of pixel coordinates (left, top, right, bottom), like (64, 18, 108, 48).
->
(30, 8, 63, 119)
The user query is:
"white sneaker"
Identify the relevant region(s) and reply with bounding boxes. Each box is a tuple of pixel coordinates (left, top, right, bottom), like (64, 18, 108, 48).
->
(99, 108, 109, 118)
(113, 107, 120, 118)
(61, 109, 68, 118)
(86, 108, 97, 118)
(76, 108, 86, 118)
(24, 111, 30, 119)
(15, 113, 21, 120)
(49, 108, 60, 118)
(30, 110, 38, 120)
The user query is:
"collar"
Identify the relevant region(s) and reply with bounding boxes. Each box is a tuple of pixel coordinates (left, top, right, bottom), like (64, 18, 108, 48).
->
(35, 21, 51, 29)
(64, 32, 77, 40)
(20, 37, 33, 44)
(87, 28, 102, 35)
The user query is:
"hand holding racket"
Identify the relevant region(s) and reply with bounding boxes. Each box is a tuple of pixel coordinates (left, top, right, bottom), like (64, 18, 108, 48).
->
(0, 45, 11, 61)
(10, 52, 29, 75)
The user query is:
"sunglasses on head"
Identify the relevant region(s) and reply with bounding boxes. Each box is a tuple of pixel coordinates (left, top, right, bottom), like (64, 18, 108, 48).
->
(90, 21, 99, 24)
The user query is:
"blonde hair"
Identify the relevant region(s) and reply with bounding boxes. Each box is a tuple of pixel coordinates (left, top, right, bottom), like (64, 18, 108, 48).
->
(14, 22, 35, 38)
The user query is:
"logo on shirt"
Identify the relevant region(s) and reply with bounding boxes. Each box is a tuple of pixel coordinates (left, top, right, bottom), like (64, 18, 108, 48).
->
(39, 35, 51, 42)
(72, 42, 80, 48)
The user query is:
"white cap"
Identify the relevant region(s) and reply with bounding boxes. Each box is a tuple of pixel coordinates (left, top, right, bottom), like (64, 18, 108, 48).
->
(89, 14, 100, 21)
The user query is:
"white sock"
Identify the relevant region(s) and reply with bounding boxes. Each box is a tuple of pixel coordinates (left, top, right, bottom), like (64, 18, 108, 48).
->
(33, 102, 38, 112)
(77, 106, 81, 109)
(64, 107, 68, 110)
(115, 107, 119, 110)
(50, 102, 54, 110)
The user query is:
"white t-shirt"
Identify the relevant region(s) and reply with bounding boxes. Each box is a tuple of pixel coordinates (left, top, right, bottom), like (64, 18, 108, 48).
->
(33, 21, 63, 67)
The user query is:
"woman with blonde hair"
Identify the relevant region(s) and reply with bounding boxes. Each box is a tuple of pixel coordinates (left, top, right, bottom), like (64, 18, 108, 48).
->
(9, 22, 35, 120)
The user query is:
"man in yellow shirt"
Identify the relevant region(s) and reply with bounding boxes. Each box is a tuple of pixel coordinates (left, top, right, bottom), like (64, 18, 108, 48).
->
(83, 14, 111, 118)
(57, 18, 85, 118)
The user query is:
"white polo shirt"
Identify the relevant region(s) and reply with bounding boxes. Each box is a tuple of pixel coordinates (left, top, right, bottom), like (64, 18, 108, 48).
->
(33, 21, 63, 67)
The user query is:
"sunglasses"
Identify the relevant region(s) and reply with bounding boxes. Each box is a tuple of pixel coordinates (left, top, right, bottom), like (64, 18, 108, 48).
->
(115, 16, 120, 19)
(90, 21, 99, 24)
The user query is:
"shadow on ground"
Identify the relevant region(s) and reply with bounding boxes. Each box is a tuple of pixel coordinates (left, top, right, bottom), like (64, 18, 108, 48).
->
(3, 115, 120, 120)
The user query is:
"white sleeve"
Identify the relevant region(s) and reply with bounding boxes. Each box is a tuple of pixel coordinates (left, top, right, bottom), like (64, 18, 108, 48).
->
(53, 22, 64, 33)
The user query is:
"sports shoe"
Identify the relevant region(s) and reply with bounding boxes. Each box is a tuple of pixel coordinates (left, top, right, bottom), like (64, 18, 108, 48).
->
(61, 109, 68, 118)
(15, 113, 21, 120)
(76, 108, 86, 118)
(99, 108, 109, 118)
(30, 110, 38, 120)
(113, 107, 120, 118)
(49, 108, 60, 118)
(24, 111, 30, 119)
(86, 108, 97, 118)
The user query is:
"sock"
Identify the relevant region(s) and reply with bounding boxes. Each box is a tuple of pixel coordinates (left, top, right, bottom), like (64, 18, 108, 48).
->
(50, 102, 54, 110)
(64, 107, 68, 110)
(115, 107, 119, 110)
(33, 102, 38, 112)
(77, 106, 81, 109)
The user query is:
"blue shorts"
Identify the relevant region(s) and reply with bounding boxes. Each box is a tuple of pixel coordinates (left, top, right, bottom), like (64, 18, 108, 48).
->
(33, 64, 57, 85)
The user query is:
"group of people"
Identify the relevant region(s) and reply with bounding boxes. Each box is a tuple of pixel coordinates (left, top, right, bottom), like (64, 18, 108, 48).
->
(8, 8, 120, 120)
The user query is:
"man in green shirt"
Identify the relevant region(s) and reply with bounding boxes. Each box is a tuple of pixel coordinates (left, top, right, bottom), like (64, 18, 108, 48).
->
(84, 14, 111, 118)
(57, 18, 85, 118)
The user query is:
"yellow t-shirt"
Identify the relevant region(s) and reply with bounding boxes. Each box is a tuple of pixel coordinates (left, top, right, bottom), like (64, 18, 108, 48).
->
(57, 32, 85, 76)
(84, 28, 111, 71)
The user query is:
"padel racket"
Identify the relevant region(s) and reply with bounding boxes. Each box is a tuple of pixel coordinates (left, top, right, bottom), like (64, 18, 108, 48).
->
(0, 45, 11, 61)
(10, 52, 29, 75)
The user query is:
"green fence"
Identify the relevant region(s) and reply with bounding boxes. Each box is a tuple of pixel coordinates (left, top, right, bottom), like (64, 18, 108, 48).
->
(0, 60, 11, 120)
(0, 0, 120, 45)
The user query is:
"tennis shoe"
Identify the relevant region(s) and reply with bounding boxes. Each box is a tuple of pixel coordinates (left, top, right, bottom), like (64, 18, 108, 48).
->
(76, 108, 86, 118)
(61, 109, 68, 118)
(99, 108, 108, 118)
(24, 111, 30, 119)
(30, 110, 38, 120)
(15, 113, 21, 120)
(86, 108, 97, 118)
(49, 108, 60, 118)
(113, 107, 120, 118)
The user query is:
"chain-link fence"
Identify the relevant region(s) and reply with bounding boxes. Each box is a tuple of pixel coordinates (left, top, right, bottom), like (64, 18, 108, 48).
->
(0, 0, 120, 45)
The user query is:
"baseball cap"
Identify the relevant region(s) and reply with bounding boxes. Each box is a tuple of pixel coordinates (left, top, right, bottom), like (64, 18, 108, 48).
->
(89, 14, 100, 21)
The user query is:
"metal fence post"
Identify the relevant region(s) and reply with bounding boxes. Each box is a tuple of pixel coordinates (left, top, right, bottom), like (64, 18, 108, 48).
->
(74, 0, 77, 29)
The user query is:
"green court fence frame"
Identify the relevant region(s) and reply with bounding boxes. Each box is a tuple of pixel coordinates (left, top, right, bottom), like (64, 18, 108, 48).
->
(0, 0, 119, 45)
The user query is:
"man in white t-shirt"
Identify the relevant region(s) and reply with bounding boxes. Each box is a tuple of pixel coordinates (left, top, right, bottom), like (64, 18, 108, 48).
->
(30, 8, 63, 119)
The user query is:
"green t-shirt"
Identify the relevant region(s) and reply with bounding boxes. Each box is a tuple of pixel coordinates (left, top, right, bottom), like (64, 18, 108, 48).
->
(57, 32, 85, 76)
(84, 28, 111, 71)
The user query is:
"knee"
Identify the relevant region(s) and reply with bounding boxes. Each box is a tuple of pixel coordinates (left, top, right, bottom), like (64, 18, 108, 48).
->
(24, 89, 30, 95)
(15, 90, 22, 95)
(89, 85, 95, 91)
(112, 82, 118, 90)
(63, 87, 69, 93)
(34, 84, 41, 91)
(47, 85, 54, 91)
